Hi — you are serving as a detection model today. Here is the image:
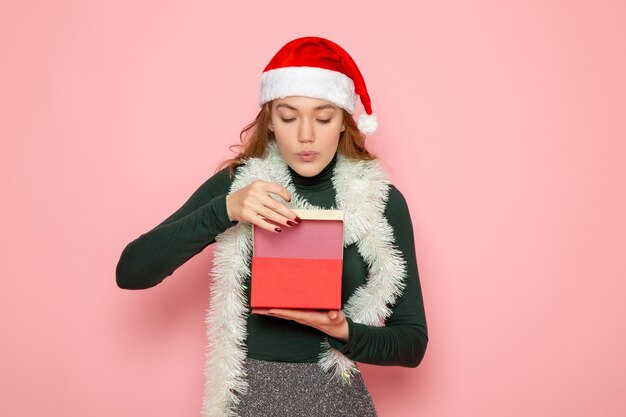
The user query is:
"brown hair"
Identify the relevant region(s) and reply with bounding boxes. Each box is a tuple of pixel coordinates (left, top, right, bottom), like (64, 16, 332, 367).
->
(218, 100, 377, 177)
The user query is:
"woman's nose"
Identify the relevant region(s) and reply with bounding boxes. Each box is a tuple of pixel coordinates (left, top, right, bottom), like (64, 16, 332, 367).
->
(298, 119, 314, 143)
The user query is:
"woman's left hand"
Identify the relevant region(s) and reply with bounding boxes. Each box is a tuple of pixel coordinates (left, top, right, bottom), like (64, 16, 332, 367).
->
(252, 308, 349, 343)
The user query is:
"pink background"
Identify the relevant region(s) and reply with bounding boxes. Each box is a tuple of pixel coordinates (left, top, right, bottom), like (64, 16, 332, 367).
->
(2, 1, 625, 416)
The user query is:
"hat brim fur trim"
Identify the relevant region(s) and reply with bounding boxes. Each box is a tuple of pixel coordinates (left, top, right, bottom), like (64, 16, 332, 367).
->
(260, 66, 357, 114)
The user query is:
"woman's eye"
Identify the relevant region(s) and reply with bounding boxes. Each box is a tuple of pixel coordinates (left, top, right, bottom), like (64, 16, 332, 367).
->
(279, 118, 331, 124)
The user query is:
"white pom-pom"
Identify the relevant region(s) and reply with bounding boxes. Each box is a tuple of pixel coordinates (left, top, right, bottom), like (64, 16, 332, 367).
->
(357, 113, 378, 135)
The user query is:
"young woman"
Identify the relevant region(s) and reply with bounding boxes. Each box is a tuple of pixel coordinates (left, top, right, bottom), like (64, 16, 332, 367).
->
(116, 36, 428, 417)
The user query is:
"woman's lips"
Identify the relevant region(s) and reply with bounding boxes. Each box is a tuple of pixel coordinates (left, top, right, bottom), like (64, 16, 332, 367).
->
(297, 151, 318, 162)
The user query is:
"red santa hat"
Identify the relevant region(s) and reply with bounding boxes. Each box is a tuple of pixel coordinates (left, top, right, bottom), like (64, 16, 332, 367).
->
(259, 36, 378, 136)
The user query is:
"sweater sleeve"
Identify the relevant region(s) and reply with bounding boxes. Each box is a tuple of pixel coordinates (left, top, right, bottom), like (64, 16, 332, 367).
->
(326, 185, 429, 367)
(115, 167, 237, 290)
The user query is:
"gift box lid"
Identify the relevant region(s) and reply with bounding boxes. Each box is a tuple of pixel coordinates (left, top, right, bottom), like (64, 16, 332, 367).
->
(252, 209, 344, 259)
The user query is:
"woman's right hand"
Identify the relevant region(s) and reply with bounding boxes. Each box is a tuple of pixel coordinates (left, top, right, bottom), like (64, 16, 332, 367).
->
(225, 180, 301, 233)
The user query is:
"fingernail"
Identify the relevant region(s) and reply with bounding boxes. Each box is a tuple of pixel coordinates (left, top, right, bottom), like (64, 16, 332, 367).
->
(286, 220, 296, 226)
(275, 227, 282, 233)
(294, 217, 302, 224)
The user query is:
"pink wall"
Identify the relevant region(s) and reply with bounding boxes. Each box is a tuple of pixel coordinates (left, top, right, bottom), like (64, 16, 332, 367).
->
(2, 1, 625, 416)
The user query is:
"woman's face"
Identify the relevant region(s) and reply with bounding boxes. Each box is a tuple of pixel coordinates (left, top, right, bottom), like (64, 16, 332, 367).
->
(270, 96, 345, 177)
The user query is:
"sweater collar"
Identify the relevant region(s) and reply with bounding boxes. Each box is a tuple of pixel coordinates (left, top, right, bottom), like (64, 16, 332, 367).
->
(287, 152, 338, 191)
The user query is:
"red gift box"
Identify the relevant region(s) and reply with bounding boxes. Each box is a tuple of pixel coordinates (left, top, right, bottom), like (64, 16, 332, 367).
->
(250, 209, 344, 310)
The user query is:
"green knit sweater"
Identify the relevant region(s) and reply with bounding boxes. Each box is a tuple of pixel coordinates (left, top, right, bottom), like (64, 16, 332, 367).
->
(116, 154, 428, 367)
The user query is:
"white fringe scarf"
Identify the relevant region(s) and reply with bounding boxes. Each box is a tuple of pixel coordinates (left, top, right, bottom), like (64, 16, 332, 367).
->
(202, 140, 407, 417)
